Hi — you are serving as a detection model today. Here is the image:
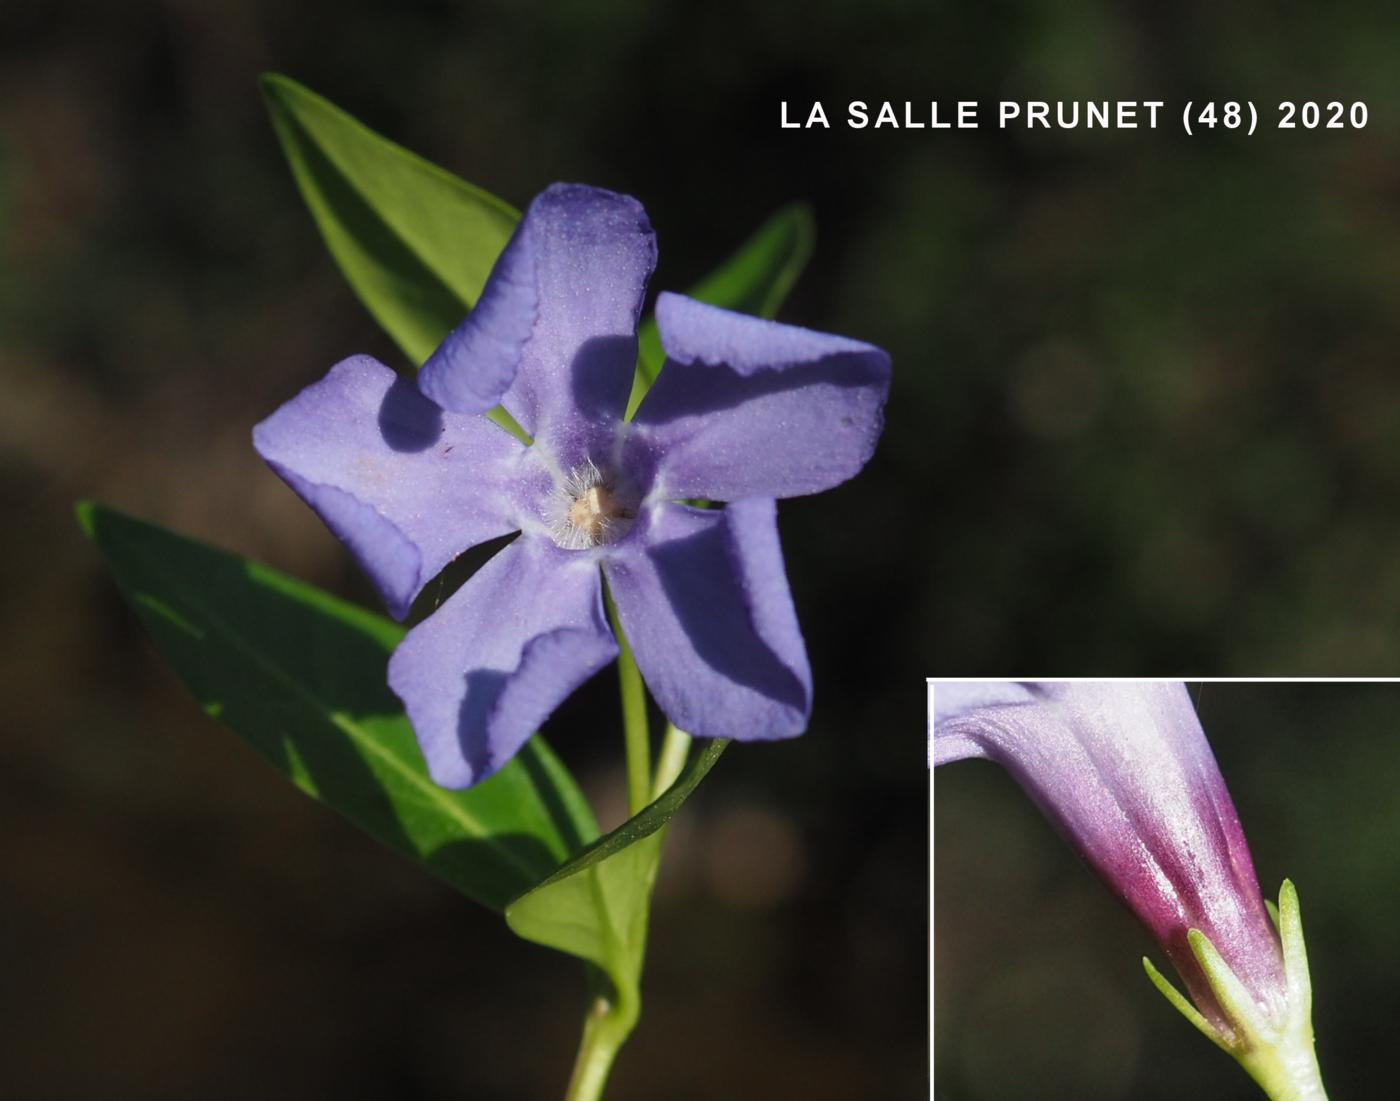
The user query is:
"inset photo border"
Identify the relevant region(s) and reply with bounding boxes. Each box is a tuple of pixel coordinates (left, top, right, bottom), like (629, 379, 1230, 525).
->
(930, 679, 1393, 1101)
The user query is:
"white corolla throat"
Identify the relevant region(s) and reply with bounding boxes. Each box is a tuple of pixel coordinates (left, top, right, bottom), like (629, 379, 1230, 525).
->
(547, 458, 638, 550)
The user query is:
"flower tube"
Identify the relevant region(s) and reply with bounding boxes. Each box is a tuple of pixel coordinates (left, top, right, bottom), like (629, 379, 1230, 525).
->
(931, 681, 1327, 1101)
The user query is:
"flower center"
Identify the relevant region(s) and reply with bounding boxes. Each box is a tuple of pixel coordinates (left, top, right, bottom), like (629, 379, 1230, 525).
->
(548, 460, 637, 550)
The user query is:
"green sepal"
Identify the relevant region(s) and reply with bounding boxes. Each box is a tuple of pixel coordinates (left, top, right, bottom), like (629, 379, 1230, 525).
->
(1144, 880, 1329, 1101)
(1277, 879, 1314, 1018)
(1187, 926, 1270, 1041)
(1142, 956, 1223, 1050)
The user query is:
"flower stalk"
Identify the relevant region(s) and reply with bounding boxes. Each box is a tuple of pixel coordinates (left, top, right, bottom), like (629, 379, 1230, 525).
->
(564, 988, 641, 1101)
(562, 610, 697, 1101)
(607, 588, 651, 816)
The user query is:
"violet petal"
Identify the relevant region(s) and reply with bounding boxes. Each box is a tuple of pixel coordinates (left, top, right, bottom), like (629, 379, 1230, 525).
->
(252, 355, 524, 619)
(629, 292, 890, 501)
(603, 499, 810, 740)
(418, 214, 539, 415)
(497, 183, 655, 468)
(387, 535, 618, 788)
(931, 681, 1044, 763)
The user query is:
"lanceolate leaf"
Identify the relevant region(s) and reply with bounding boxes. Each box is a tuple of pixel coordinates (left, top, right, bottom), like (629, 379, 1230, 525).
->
(261, 73, 520, 367)
(77, 501, 597, 912)
(633, 202, 816, 391)
(261, 74, 816, 422)
(505, 740, 727, 989)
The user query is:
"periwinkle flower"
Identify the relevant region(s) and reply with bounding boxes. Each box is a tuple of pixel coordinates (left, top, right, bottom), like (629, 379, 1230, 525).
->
(254, 184, 890, 789)
(932, 682, 1326, 1101)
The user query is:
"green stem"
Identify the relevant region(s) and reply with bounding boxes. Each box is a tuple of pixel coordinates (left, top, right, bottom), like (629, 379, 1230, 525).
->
(563, 989, 641, 1101)
(605, 590, 650, 816)
(651, 722, 692, 799)
(1241, 1040, 1328, 1101)
(561, 590, 656, 1101)
(565, 597, 693, 1101)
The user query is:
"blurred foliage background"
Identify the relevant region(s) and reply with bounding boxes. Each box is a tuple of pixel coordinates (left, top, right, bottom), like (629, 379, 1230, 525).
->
(3, 0, 1399, 1097)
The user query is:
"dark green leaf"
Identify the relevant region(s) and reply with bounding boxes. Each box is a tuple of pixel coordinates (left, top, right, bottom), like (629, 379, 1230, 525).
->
(633, 202, 816, 393)
(261, 73, 520, 367)
(505, 740, 727, 987)
(77, 501, 597, 912)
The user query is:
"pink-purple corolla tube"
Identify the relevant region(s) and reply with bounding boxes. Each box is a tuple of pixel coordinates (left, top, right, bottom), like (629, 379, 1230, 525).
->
(931, 681, 1327, 1101)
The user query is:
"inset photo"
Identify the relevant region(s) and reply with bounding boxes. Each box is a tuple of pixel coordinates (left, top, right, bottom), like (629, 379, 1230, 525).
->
(930, 680, 1390, 1101)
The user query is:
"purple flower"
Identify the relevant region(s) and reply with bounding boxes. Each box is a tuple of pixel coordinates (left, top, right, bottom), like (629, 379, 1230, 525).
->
(254, 184, 890, 788)
(931, 682, 1287, 1037)
(932, 681, 1332, 1099)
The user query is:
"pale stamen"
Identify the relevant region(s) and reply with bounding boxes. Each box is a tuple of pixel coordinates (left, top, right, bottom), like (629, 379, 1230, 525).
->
(547, 460, 637, 549)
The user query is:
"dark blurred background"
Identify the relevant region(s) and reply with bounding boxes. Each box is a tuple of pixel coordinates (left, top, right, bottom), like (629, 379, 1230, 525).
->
(936, 683, 1400, 1100)
(3, 0, 1399, 1098)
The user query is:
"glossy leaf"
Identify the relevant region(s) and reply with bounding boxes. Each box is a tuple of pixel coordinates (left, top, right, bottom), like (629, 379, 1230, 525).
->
(77, 501, 597, 912)
(505, 739, 727, 989)
(633, 202, 816, 394)
(261, 73, 520, 367)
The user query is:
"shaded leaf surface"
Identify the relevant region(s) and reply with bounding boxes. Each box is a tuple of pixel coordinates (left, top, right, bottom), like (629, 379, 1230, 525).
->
(78, 501, 597, 912)
(262, 73, 520, 366)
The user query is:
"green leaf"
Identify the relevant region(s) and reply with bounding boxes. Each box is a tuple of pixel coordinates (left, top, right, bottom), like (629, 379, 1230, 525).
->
(261, 74, 815, 432)
(260, 73, 520, 368)
(633, 202, 816, 393)
(505, 739, 727, 991)
(77, 501, 597, 912)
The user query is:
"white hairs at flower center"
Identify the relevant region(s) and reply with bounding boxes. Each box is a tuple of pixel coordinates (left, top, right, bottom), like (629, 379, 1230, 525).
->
(548, 458, 637, 550)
